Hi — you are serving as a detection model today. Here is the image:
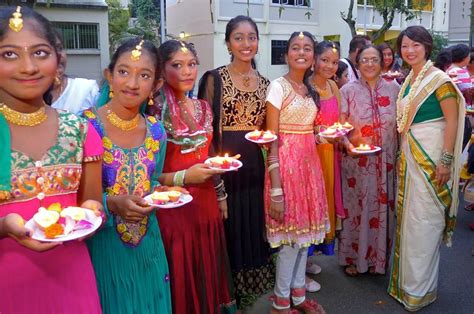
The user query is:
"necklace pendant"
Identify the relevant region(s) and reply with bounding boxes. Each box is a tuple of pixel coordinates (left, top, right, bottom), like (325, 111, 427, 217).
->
(242, 76, 250, 87)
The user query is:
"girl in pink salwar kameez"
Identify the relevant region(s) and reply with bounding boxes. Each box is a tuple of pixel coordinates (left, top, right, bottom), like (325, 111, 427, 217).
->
(265, 31, 328, 314)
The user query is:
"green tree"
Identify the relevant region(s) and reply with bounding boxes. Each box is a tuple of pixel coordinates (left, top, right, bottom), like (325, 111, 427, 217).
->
(341, 0, 419, 40)
(129, 0, 161, 44)
(106, 0, 130, 54)
(430, 31, 448, 62)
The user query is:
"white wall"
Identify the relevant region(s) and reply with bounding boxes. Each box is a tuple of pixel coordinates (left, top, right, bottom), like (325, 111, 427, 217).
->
(37, 6, 109, 82)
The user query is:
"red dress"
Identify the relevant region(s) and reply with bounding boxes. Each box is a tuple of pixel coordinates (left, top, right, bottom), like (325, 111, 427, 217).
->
(156, 98, 236, 314)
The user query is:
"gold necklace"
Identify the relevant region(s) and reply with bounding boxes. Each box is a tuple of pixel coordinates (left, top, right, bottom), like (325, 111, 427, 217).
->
(314, 80, 330, 98)
(0, 103, 47, 126)
(230, 65, 254, 87)
(105, 105, 140, 131)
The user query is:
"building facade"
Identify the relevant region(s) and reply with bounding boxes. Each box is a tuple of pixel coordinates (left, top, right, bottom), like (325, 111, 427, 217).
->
(35, 0, 109, 82)
(447, 0, 472, 46)
(167, 0, 451, 80)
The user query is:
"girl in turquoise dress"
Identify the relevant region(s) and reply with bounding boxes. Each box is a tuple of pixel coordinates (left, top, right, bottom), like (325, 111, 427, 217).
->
(84, 38, 171, 313)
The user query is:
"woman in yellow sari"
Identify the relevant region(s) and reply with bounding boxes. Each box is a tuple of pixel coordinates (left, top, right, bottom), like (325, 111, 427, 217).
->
(388, 26, 465, 311)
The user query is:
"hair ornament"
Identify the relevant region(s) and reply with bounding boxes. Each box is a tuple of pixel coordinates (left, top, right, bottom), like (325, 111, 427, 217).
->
(298, 32, 305, 40)
(9, 6, 23, 33)
(130, 40, 144, 61)
(180, 41, 189, 54)
(332, 42, 338, 54)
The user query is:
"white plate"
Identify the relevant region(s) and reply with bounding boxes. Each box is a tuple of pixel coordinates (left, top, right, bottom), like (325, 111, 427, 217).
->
(144, 193, 193, 209)
(244, 132, 277, 144)
(204, 158, 243, 172)
(25, 208, 102, 243)
(319, 127, 353, 139)
(351, 146, 382, 155)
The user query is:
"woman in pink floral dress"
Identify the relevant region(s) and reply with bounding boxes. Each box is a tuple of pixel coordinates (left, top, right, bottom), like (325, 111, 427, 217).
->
(338, 45, 400, 276)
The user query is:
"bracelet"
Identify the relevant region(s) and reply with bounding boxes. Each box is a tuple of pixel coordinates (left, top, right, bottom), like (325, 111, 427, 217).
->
(270, 187, 283, 197)
(270, 197, 284, 203)
(268, 163, 280, 172)
(440, 151, 454, 167)
(217, 193, 228, 202)
(173, 170, 186, 187)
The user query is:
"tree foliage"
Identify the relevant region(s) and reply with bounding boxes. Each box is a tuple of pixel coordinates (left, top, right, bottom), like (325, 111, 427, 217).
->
(106, 0, 130, 54)
(370, 0, 416, 41)
(430, 31, 448, 62)
(129, 0, 161, 44)
(341, 0, 419, 41)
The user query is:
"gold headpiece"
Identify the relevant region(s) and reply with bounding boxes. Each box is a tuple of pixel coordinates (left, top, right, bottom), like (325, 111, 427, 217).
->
(298, 32, 305, 39)
(180, 41, 189, 54)
(9, 6, 23, 33)
(332, 43, 338, 54)
(130, 40, 144, 61)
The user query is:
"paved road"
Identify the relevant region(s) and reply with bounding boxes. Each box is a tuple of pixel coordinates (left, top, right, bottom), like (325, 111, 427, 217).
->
(247, 197, 474, 314)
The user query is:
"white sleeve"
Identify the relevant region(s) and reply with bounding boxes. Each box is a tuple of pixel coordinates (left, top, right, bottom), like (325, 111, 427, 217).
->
(79, 80, 100, 112)
(266, 80, 284, 110)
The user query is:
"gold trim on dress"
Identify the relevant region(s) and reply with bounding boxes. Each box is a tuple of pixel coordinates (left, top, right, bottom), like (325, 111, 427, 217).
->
(222, 125, 258, 131)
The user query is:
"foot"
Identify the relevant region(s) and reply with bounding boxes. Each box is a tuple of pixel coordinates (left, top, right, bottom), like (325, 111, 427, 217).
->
(305, 277, 321, 292)
(306, 262, 322, 275)
(344, 265, 358, 276)
(293, 299, 326, 314)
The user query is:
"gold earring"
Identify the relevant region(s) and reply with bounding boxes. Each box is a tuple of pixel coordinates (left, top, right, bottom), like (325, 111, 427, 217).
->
(109, 89, 114, 99)
(227, 48, 232, 55)
(148, 93, 154, 106)
(54, 76, 61, 86)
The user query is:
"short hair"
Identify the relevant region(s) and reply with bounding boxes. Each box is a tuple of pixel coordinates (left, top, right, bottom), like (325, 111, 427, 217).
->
(335, 60, 348, 78)
(355, 44, 384, 67)
(349, 35, 370, 53)
(434, 48, 452, 71)
(450, 44, 470, 63)
(397, 26, 433, 60)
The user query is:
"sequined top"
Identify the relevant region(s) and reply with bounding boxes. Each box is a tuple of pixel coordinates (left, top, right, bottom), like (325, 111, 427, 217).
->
(84, 109, 167, 246)
(218, 66, 269, 131)
(266, 77, 318, 134)
(2, 112, 101, 204)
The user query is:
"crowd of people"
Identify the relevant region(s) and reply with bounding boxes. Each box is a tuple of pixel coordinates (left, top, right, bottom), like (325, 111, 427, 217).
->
(0, 6, 469, 314)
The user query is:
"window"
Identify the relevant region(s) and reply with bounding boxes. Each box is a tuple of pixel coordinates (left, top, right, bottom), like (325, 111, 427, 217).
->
(357, 0, 376, 4)
(272, 0, 310, 7)
(408, 0, 433, 11)
(53, 22, 99, 50)
(271, 40, 287, 65)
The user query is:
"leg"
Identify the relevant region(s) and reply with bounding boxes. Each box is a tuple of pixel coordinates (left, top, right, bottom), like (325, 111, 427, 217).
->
(273, 245, 300, 311)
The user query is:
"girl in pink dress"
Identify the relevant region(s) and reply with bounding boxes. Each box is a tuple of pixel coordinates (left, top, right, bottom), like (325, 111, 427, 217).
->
(0, 7, 103, 313)
(305, 41, 345, 291)
(265, 31, 328, 314)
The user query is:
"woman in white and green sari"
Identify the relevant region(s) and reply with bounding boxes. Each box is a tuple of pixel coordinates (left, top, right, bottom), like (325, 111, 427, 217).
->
(388, 26, 465, 311)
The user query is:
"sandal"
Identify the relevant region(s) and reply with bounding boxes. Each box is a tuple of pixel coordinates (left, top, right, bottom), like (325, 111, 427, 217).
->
(293, 299, 326, 314)
(465, 203, 474, 211)
(344, 265, 358, 277)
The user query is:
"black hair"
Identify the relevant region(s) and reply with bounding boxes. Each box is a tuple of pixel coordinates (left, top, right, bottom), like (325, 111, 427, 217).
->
(315, 40, 340, 58)
(450, 44, 470, 64)
(434, 48, 452, 71)
(285, 31, 319, 109)
(470, 52, 474, 64)
(397, 26, 433, 60)
(335, 60, 348, 79)
(158, 39, 198, 68)
(349, 35, 370, 53)
(377, 42, 395, 69)
(0, 6, 60, 105)
(225, 15, 259, 69)
(109, 37, 161, 79)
